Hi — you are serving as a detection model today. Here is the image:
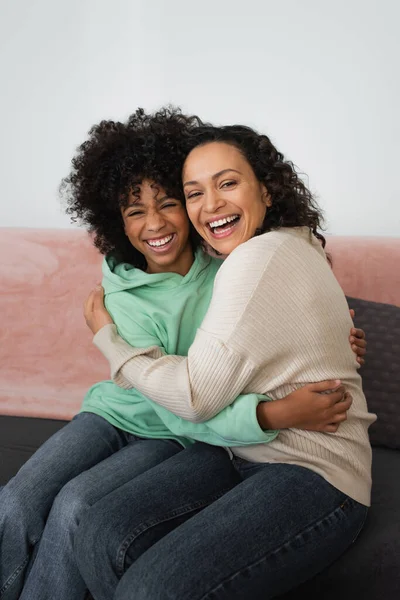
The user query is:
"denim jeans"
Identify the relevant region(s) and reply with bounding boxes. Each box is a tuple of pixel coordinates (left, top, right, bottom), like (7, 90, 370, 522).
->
(75, 449, 368, 600)
(0, 411, 181, 600)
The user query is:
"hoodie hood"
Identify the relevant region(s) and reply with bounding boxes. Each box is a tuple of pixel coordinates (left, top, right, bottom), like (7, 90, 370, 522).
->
(102, 248, 214, 295)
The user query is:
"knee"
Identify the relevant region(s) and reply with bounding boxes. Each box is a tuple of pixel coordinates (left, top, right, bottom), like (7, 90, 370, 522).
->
(74, 506, 98, 561)
(75, 500, 120, 580)
(50, 478, 90, 531)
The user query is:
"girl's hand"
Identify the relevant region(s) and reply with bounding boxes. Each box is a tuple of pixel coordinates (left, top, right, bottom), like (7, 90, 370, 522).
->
(349, 309, 367, 366)
(84, 286, 114, 335)
(257, 380, 352, 433)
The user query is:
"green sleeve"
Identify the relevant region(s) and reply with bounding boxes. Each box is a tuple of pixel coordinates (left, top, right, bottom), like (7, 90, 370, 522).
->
(148, 393, 279, 446)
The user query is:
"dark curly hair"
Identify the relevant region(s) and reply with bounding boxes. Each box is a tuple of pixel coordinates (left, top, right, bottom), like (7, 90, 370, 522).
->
(184, 124, 327, 248)
(60, 107, 203, 269)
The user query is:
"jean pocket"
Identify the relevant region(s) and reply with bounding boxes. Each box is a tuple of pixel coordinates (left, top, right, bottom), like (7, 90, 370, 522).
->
(337, 496, 368, 544)
(350, 502, 368, 544)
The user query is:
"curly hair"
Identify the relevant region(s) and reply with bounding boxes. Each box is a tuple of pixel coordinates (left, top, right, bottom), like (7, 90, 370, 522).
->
(60, 107, 203, 269)
(185, 124, 327, 248)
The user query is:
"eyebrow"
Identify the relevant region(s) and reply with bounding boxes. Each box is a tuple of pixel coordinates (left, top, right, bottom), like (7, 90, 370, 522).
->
(183, 169, 241, 188)
(123, 194, 170, 212)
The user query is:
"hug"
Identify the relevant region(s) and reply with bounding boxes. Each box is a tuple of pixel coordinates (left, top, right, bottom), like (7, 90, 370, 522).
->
(0, 107, 374, 600)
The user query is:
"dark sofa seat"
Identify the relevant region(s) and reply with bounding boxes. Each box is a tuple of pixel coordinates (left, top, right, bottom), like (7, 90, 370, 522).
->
(0, 416, 66, 486)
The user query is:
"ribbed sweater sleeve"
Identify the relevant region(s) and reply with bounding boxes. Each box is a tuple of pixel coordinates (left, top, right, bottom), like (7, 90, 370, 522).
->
(94, 326, 258, 422)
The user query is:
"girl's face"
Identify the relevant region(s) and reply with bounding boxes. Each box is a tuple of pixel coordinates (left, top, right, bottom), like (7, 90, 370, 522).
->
(182, 142, 271, 255)
(121, 180, 193, 275)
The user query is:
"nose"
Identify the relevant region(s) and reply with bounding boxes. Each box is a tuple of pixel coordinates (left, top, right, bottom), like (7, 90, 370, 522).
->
(202, 189, 226, 214)
(146, 209, 166, 233)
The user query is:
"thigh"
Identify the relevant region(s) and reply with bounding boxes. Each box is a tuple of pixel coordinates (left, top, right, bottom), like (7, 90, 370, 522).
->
(60, 436, 183, 509)
(115, 463, 368, 600)
(75, 444, 240, 599)
(0, 412, 129, 514)
(79, 444, 238, 551)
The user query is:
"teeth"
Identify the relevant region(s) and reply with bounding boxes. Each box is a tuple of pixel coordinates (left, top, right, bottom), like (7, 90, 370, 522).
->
(147, 235, 173, 247)
(209, 215, 239, 229)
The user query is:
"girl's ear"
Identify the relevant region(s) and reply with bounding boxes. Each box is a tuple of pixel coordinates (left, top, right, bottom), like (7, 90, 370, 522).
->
(121, 215, 128, 235)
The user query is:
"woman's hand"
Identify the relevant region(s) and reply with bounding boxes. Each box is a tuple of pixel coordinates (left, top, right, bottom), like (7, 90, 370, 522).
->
(257, 380, 352, 433)
(349, 309, 367, 366)
(84, 286, 114, 335)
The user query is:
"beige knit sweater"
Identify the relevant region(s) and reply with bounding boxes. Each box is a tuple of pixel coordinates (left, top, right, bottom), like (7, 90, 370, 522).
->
(94, 227, 376, 506)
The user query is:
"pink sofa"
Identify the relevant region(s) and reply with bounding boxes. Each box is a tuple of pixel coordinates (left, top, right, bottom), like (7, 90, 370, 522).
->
(1, 227, 400, 421)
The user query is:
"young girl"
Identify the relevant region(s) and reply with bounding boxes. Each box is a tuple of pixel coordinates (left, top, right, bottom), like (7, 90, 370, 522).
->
(0, 112, 362, 600)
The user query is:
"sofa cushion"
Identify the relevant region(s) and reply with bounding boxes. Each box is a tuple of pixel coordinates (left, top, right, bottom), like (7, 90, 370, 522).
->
(346, 297, 400, 450)
(0, 416, 67, 485)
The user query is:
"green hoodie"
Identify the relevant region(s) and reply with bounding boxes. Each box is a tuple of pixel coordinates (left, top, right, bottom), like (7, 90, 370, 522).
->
(82, 249, 277, 447)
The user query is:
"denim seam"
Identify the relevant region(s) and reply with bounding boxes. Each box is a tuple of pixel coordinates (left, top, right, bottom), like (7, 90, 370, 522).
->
(199, 496, 360, 600)
(0, 556, 30, 597)
(115, 487, 234, 577)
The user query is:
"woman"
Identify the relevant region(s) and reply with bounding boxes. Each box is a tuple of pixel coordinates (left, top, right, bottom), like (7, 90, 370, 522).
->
(0, 113, 356, 600)
(76, 114, 375, 600)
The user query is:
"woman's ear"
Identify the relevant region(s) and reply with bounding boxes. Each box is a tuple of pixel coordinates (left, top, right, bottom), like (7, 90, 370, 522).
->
(261, 185, 272, 207)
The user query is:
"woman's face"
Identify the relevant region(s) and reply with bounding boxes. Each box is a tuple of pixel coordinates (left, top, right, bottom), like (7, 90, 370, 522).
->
(183, 142, 271, 255)
(121, 180, 193, 275)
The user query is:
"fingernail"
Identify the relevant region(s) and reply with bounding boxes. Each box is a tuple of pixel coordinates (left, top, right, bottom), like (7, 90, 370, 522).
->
(350, 336, 355, 342)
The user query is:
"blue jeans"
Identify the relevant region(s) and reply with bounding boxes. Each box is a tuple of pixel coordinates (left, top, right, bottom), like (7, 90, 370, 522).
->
(0, 412, 181, 600)
(75, 449, 368, 600)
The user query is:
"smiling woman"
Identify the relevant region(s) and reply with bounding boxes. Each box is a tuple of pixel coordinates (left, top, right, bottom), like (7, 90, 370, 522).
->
(184, 146, 271, 255)
(181, 123, 325, 256)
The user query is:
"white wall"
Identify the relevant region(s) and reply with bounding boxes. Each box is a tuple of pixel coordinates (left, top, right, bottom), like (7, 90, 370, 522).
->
(0, 0, 399, 235)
